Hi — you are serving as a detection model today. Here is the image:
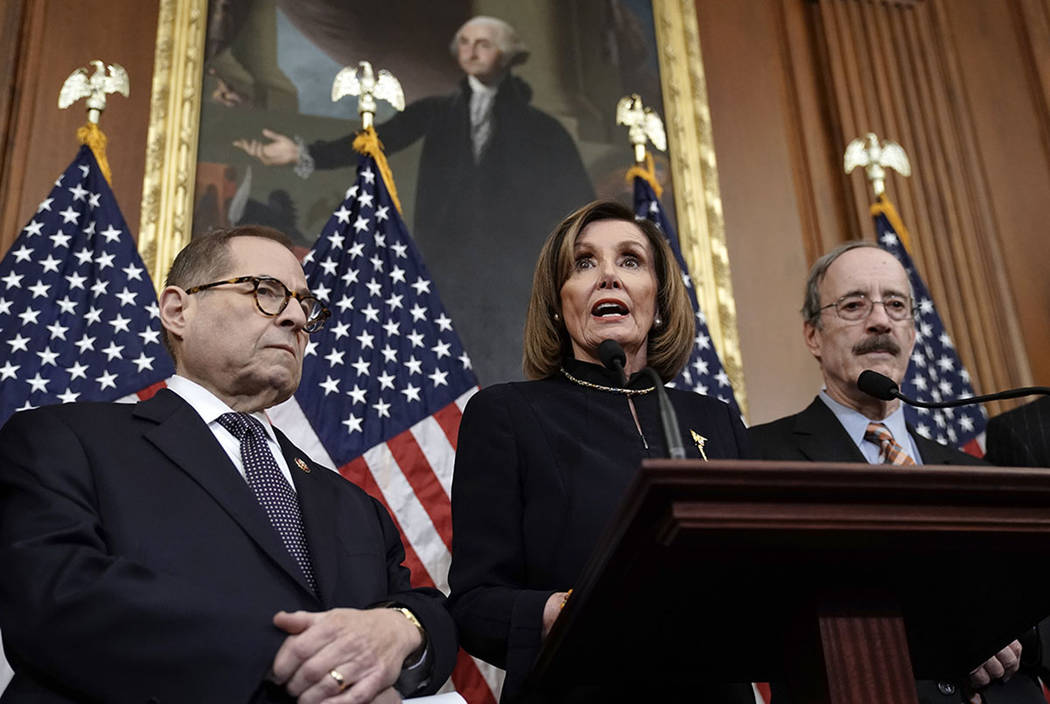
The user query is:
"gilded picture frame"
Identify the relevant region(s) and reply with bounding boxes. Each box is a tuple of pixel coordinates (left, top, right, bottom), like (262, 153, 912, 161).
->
(138, 0, 747, 413)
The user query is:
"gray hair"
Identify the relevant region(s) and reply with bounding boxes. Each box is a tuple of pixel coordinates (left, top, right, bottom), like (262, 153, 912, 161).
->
(449, 16, 530, 68)
(802, 240, 915, 327)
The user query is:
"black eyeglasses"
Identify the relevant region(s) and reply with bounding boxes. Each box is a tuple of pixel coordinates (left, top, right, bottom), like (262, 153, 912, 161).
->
(185, 275, 331, 333)
(819, 292, 915, 322)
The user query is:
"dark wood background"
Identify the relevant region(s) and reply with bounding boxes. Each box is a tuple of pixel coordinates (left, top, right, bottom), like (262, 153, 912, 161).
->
(2, 0, 1047, 425)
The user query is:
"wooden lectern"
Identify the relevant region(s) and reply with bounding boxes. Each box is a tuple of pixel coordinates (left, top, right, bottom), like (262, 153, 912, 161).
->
(526, 460, 1050, 703)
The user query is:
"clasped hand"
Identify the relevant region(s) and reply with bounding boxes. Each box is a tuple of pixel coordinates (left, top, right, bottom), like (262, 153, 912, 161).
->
(270, 608, 422, 704)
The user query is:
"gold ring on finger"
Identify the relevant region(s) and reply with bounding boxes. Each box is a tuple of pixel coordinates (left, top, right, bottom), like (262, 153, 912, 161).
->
(328, 668, 348, 692)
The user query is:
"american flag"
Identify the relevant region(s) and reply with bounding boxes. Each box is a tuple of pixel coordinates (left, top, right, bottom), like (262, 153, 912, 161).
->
(267, 150, 499, 702)
(0, 144, 173, 697)
(873, 194, 985, 454)
(0, 145, 172, 426)
(633, 176, 741, 415)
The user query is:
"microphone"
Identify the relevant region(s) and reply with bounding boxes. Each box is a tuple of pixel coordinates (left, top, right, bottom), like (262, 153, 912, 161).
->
(598, 340, 686, 460)
(857, 370, 1050, 409)
(598, 339, 627, 386)
(857, 370, 900, 401)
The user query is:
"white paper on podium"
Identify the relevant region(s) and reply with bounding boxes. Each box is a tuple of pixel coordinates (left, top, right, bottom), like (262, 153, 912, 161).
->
(404, 693, 466, 704)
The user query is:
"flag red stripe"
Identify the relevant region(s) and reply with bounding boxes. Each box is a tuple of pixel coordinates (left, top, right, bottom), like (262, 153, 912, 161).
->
(432, 401, 464, 450)
(452, 649, 498, 704)
(338, 455, 431, 587)
(341, 454, 496, 703)
(386, 429, 453, 549)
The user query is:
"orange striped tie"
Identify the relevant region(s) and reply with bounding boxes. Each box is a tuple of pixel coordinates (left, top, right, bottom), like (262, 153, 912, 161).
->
(864, 422, 917, 466)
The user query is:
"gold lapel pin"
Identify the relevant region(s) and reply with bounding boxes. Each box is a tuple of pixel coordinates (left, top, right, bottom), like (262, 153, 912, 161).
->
(690, 430, 709, 461)
(294, 457, 311, 473)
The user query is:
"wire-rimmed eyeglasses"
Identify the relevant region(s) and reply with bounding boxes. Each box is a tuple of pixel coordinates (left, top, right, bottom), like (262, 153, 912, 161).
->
(185, 275, 331, 333)
(818, 292, 915, 322)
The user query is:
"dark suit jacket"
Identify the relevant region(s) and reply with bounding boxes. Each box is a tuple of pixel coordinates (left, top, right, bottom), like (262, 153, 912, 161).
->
(449, 360, 755, 703)
(748, 397, 986, 467)
(749, 397, 1045, 704)
(0, 389, 456, 703)
(986, 396, 1050, 469)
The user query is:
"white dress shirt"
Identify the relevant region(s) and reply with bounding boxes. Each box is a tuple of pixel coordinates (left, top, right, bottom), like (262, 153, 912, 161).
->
(165, 375, 297, 490)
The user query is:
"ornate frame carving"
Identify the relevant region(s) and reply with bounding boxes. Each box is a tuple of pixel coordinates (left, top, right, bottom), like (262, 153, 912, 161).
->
(139, 0, 747, 412)
(139, 0, 206, 288)
(652, 0, 745, 413)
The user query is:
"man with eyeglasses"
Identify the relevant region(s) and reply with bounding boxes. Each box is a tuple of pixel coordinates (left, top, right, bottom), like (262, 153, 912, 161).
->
(749, 241, 1045, 704)
(0, 226, 456, 703)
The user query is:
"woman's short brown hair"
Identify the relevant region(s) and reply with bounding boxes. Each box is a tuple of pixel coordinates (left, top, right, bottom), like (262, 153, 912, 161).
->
(522, 200, 695, 382)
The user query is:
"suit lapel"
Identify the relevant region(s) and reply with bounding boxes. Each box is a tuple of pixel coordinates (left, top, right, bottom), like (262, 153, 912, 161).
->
(134, 390, 318, 599)
(793, 397, 868, 462)
(276, 429, 340, 607)
(909, 426, 967, 465)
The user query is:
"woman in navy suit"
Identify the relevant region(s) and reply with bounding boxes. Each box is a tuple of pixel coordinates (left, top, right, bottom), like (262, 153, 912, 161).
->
(448, 201, 753, 703)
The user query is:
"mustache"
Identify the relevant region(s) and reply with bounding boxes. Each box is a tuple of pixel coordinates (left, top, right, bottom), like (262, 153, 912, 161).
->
(853, 334, 900, 356)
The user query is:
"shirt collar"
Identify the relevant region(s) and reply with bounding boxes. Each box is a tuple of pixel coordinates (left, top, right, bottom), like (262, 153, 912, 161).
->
(166, 375, 277, 442)
(467, 74, 500, 96)
(818, 388, 911, 447)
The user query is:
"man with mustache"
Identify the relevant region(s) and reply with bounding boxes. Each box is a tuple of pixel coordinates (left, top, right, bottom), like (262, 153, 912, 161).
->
(749, 241, 1045, 704)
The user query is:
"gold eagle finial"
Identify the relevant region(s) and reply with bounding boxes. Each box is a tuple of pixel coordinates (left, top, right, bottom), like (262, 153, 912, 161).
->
(332, 61, 405, 130)
(843, 132, 911, 198)
(616, 94, 666, 164)
(58, 60, 130, 124)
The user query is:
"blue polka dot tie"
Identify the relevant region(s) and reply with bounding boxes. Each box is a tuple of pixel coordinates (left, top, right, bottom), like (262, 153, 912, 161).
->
(217, 412, 317, 594)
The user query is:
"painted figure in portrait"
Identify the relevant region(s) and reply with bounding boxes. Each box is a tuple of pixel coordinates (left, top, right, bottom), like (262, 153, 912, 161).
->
(196, 0, 668, 384)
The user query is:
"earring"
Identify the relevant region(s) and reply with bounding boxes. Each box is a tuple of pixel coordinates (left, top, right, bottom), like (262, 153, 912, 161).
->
(654, 314, 663, 327)
(553, 311, 560, 322)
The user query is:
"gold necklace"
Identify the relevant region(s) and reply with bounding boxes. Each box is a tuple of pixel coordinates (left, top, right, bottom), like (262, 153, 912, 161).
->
(559, 368, 655, 396)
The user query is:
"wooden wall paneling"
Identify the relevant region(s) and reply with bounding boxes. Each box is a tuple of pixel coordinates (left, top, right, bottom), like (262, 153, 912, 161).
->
(693, 0, 824, 424)
(923, 2, 1021, 403)
(953, 0, 1050, 390)
(0, 0, 30, 207)
(910, 0, 1022, 407)
(818, 0, 870, 240)
(1010, 0, 1050, 167)
(992, 0, 1050, 386)
(868, 1, 919, 231)
(0, 0, 160, 260)
(921, 2, 1032, 405)
(889, 6, 939, 283)
(902, 7, 972, 362)
(782, 0, 860, 258)
(773, 0, 823, 265)
(0, 0, 46, 258)
(869, 0, 919, 230)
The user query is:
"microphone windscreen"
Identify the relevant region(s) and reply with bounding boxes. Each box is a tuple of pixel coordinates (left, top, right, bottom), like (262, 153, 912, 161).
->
(598, 339, 627, 371)
(857, 370, 899, 401)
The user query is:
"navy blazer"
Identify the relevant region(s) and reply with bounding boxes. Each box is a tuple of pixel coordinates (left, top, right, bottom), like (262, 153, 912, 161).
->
(749, 397, 1046, 704)
(449, 361, 755, 703)
(0, 389, 455, 703)
(748, 396, 985, 466)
